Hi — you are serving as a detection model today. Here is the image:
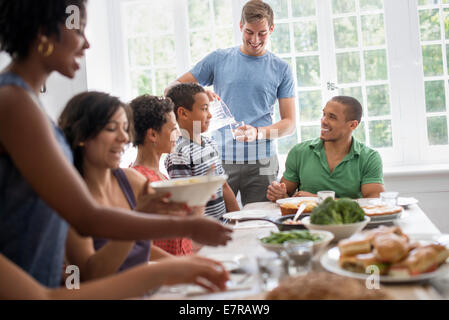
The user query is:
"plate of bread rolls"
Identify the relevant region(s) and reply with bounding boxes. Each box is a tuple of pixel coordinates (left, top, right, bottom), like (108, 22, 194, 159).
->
(320, 226, 449, 282)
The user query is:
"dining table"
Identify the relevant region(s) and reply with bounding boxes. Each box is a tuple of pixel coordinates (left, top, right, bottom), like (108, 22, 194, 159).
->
(150, 200, 449, 300)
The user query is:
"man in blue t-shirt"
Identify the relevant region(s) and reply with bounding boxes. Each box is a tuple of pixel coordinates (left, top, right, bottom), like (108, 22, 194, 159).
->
(164, 0, 296, 206)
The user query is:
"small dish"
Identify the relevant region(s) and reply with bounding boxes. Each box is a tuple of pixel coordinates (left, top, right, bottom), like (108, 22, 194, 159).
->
(301, 216, 371, 242)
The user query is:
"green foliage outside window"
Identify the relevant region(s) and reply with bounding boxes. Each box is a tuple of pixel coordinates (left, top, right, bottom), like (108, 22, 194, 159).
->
(427, 116, 449, 145)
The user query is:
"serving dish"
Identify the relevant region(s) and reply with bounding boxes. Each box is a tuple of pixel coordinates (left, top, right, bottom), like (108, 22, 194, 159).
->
(301, 216, 371, 241)
(321, 234, 449, 284)
(150, 175, 227, 206)
(276, 197, 318, 207)
(259, 230, 334, 256)
(236, 214, 307, 231)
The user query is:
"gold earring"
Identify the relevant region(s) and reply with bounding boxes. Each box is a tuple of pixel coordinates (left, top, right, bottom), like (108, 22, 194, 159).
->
(38, 36, 54, 57)
(79, 142, 85, 147)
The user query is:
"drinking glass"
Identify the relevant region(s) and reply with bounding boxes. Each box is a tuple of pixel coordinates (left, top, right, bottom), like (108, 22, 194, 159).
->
(317, 190, 335, 203)
(282, 240, 313, 276)
(230, 121, 245, 140)
(380, 191, 399, 207)
(256, 253, 287, 291)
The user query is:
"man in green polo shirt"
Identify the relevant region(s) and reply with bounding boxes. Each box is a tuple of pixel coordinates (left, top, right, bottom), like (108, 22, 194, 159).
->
(267, 96, 385, 201)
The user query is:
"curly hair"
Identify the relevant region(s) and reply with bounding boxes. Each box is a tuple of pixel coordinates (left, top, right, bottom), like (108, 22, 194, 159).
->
(165, 83, 205, 119)
(129, 95, 174, 147)
(0, 0, 87, 59)
(58, 91, 132, 176)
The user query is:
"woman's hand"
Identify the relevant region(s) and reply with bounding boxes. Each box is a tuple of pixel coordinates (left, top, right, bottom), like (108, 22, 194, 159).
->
(161, 256, 230, 292)
(186, 217, 233, 246)
(135, 179, 191, 216)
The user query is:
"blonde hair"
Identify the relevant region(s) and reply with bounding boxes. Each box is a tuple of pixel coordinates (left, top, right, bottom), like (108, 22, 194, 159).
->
(240, 0, 274, 27)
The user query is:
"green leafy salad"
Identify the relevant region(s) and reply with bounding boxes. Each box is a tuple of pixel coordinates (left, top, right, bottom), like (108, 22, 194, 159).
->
(310, 197, 365, 225)
(260, 230, 323, 245)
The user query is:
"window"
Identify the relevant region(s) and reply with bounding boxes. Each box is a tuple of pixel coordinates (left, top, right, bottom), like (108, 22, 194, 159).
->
(418, 0, 449, 147)
(95, 0, 449, 169)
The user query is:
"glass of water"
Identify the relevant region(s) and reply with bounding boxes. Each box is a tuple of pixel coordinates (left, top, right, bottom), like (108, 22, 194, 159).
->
(230, 121, 245, 140)
(380, 191, 399, 207)
(282, 240, 313, 277)
(317, 190, 335, 204)
(256, 253, 287, 292)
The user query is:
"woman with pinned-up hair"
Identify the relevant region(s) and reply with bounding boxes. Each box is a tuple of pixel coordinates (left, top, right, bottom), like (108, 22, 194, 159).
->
(0, 0, 231, 294)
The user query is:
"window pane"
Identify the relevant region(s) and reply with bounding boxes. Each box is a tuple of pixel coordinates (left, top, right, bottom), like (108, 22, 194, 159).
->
(334, 17, 358, 49)
(125, 4, 152, 36)
(155, 68, 177, 96)
(337, 52, 361, 83)
(292, 0, 316, 17)
(418, 0, 440, 6)
(301, 125, 321, 141)
(419, 9, 441, 41)
(298, 90, 323, 121)
(359, 0, 383, 11)
(271, 23, 290, 54)
(339, 86, 363, 103)
(214, 0, 233, 27)
(332, 0, 355, 14)
(131, 70, 152, 96)
(190, 32, 212, 65)
(354, 121, 366, 143)
(428, 116, 449, 145)
(216, 28, 234, 49)
(188, 0, 210, 29)
(425, 80, 447, 112)
(278, 133, 299, 155)
(444, 9, 449, 40)
(369, 120, 393, 148)
(153, 36, 175, 65)
(151, 2, 174, 33)
(361, 14, 385, 46)
(422, 45, 444, 76)
(266, 0, 288, 19)
(364, 49, 388, 81)
(367, 85, 390, 116)
(128, 37, 151, 66)
(293, 21, 318, 53)
(296, 56, 321, 86)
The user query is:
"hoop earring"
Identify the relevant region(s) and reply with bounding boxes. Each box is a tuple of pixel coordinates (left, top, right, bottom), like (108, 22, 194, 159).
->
(38, 36, 54, 57)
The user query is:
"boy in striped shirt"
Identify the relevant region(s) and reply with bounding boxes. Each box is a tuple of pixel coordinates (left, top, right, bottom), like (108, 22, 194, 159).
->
(165, 83, 240, 219)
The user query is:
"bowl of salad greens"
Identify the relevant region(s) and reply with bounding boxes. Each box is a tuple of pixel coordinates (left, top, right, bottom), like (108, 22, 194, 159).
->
(259, 230, 334, 255)
(301, 198, 370, 241)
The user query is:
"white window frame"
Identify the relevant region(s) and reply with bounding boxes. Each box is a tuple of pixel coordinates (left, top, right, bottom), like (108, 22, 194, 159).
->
(88, 0, 449, 173)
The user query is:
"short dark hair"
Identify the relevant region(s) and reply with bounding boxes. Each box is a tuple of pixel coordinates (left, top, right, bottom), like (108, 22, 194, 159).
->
(0, 0, 87, 59)
(129, 95, 174, 147)
(165, 83, 206, 119)
(241, 0, 274, 27)
(58, 91, 132, 175)
(331, 96, 363, 124)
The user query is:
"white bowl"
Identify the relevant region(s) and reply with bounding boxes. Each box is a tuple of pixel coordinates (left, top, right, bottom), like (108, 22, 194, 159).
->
(259, 230, 334, 257)
(150, 175, 228, 207)
(301, 216, 371, 242)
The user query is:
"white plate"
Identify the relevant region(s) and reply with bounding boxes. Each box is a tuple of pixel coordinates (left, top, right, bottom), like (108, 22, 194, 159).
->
(222, 209, 269, 221)
(276, 197, 318, 207)
(398, 197, 419, 208)
(203, 253, 246, 271)
(320, 234, 449, 283)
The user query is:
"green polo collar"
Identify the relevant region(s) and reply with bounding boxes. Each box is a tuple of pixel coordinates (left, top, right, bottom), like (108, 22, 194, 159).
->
(309, 137, 361, 161)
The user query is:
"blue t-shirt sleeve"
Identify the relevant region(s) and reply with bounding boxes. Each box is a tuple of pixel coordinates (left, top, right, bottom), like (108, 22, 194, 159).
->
(190, 51, 217, 87)
(277, 64, 295, 99)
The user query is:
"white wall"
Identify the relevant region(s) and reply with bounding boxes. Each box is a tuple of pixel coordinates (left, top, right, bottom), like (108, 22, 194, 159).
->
(384, 171, 449, 234)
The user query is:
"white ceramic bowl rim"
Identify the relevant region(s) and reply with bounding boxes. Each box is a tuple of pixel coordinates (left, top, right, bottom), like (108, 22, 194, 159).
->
(150, 175, 228, 189)
(302, 215, 371, 227)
